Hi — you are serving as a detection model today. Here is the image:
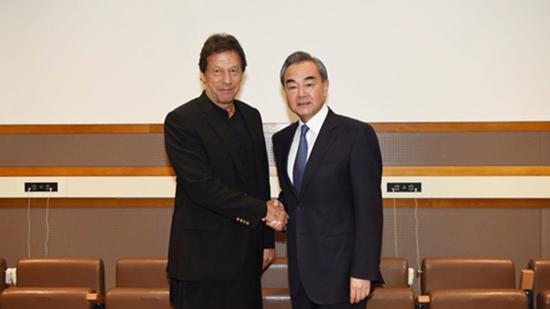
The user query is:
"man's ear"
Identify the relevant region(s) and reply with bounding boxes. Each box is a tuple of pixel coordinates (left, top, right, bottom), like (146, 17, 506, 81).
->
(323, 79, 329, 97)
(200, 72, 205, 84)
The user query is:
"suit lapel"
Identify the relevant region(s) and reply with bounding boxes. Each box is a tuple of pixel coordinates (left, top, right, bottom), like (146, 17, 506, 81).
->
(198, 93, 247, 185)
(298, 110, 339, 198)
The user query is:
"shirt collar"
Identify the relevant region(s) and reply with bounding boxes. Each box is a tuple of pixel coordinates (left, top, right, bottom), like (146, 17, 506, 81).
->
(298, 104, 329, 136)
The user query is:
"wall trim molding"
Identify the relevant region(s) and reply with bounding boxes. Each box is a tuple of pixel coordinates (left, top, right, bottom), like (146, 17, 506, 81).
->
(0, 124, 163, 134)
(1, 166, 550, 176)
(2, 121, 550, 134)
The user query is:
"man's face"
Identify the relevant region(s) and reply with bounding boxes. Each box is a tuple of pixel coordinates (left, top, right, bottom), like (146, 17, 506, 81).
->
(283, 60, 328, 123)
(201, 50, 243, 106)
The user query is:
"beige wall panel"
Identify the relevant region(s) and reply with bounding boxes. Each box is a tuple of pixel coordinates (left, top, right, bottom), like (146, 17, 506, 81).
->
(0, 207, 172, 289)
(542, 209, 550, 259)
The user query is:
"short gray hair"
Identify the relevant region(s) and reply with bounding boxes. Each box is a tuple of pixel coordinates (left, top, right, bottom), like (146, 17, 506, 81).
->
(280, 51, 328, 85)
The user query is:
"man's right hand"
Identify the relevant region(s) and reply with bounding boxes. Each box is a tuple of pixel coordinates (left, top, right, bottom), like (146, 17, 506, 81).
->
(263, 199, 288, 231)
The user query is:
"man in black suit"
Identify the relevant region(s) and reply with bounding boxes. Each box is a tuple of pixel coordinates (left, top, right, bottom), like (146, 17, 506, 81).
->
(272, 51, 384, 309)
(164, 33, 288, 309)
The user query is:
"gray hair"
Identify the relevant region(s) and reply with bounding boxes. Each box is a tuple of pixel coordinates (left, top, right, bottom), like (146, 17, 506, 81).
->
(279, 51, 328, 85)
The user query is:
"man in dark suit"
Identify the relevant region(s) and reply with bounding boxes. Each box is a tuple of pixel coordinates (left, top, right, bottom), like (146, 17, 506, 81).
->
(164, 33, 288, 309)
(272, 51, 384, 309)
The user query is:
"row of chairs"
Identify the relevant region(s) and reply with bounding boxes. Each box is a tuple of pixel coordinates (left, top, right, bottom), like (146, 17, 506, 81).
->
(262, 257, 414, 309)
(260, 257, 550, 309)
(0, 257, 168, 309)
(1, 256, 550, 309)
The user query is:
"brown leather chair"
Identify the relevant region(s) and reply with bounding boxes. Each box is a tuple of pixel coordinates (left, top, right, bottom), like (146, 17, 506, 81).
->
(528, 259, 550, 309)
(1, 258, 6, 292)
(0, 257, 104, 309)
(105, 258, 171, 309)
(421, 257, 528, 309)
(16, 257, 105, 296)
(368, 257, 415, 309)
(380, 257, 410, 288)
(421, 257, 516, 293)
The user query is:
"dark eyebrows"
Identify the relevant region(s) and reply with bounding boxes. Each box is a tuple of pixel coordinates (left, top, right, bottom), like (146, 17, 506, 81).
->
(285, 76, 316, 84)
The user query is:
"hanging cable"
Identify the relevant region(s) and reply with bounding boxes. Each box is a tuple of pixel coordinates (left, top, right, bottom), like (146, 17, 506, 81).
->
(26, 187, 32, 257)
(44, 187, 52, 257)
(413, 190, 421, 294)
(392, 188, 399, 257)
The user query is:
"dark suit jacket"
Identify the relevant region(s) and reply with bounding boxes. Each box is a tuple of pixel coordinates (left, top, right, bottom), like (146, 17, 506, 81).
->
(164, 92, 273, 282)
(272, 109, 383, 304)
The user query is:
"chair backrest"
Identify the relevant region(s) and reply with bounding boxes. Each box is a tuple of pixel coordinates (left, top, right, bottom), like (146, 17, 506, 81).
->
(421, 257, 515, 294)
(16, 257, 105, 296)
(380, 257, 409, 288)
(429, 289, 528, 309)
(529, 259, 550, 297)
(116, 258, 168, 288)
(1, 258, 6, 291)
(0, 287, 94, 309)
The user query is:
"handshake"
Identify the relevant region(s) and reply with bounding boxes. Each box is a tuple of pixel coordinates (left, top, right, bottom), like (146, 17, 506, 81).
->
(262, 199, 289, 231)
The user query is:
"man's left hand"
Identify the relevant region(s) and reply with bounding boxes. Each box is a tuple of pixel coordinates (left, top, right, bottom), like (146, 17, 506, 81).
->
(263, 248, 276, 270)
(349, 277, 371, 304)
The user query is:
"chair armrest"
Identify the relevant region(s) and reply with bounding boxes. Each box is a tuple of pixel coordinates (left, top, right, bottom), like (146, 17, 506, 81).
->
(521, 269, 535, 290)
(86, 293, 104, 303)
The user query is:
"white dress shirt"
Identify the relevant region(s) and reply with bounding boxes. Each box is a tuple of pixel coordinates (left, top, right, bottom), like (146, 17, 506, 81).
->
(287, 104, 329, 184)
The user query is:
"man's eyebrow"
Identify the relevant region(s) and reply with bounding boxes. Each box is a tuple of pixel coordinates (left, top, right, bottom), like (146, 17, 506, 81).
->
(285, 76, 316, 84)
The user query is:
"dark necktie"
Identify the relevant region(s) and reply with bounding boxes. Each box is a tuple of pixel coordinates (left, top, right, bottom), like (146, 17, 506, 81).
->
(293, 124, 309, 193)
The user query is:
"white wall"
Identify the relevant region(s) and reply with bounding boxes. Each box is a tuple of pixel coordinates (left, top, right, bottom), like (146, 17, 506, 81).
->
(1, 0, 549, 124)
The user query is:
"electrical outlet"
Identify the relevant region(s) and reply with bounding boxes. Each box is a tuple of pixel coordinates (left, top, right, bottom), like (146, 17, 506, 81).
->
(25, 182, 58, 192)
(387, 182, 421, 193)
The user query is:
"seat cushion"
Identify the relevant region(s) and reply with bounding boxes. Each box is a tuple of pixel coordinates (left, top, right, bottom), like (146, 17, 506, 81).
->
(429, 289, 528, 309)
(367, 287, 415, 309)
(106, 288, 170, 309)
(0, 287, 94, 309)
